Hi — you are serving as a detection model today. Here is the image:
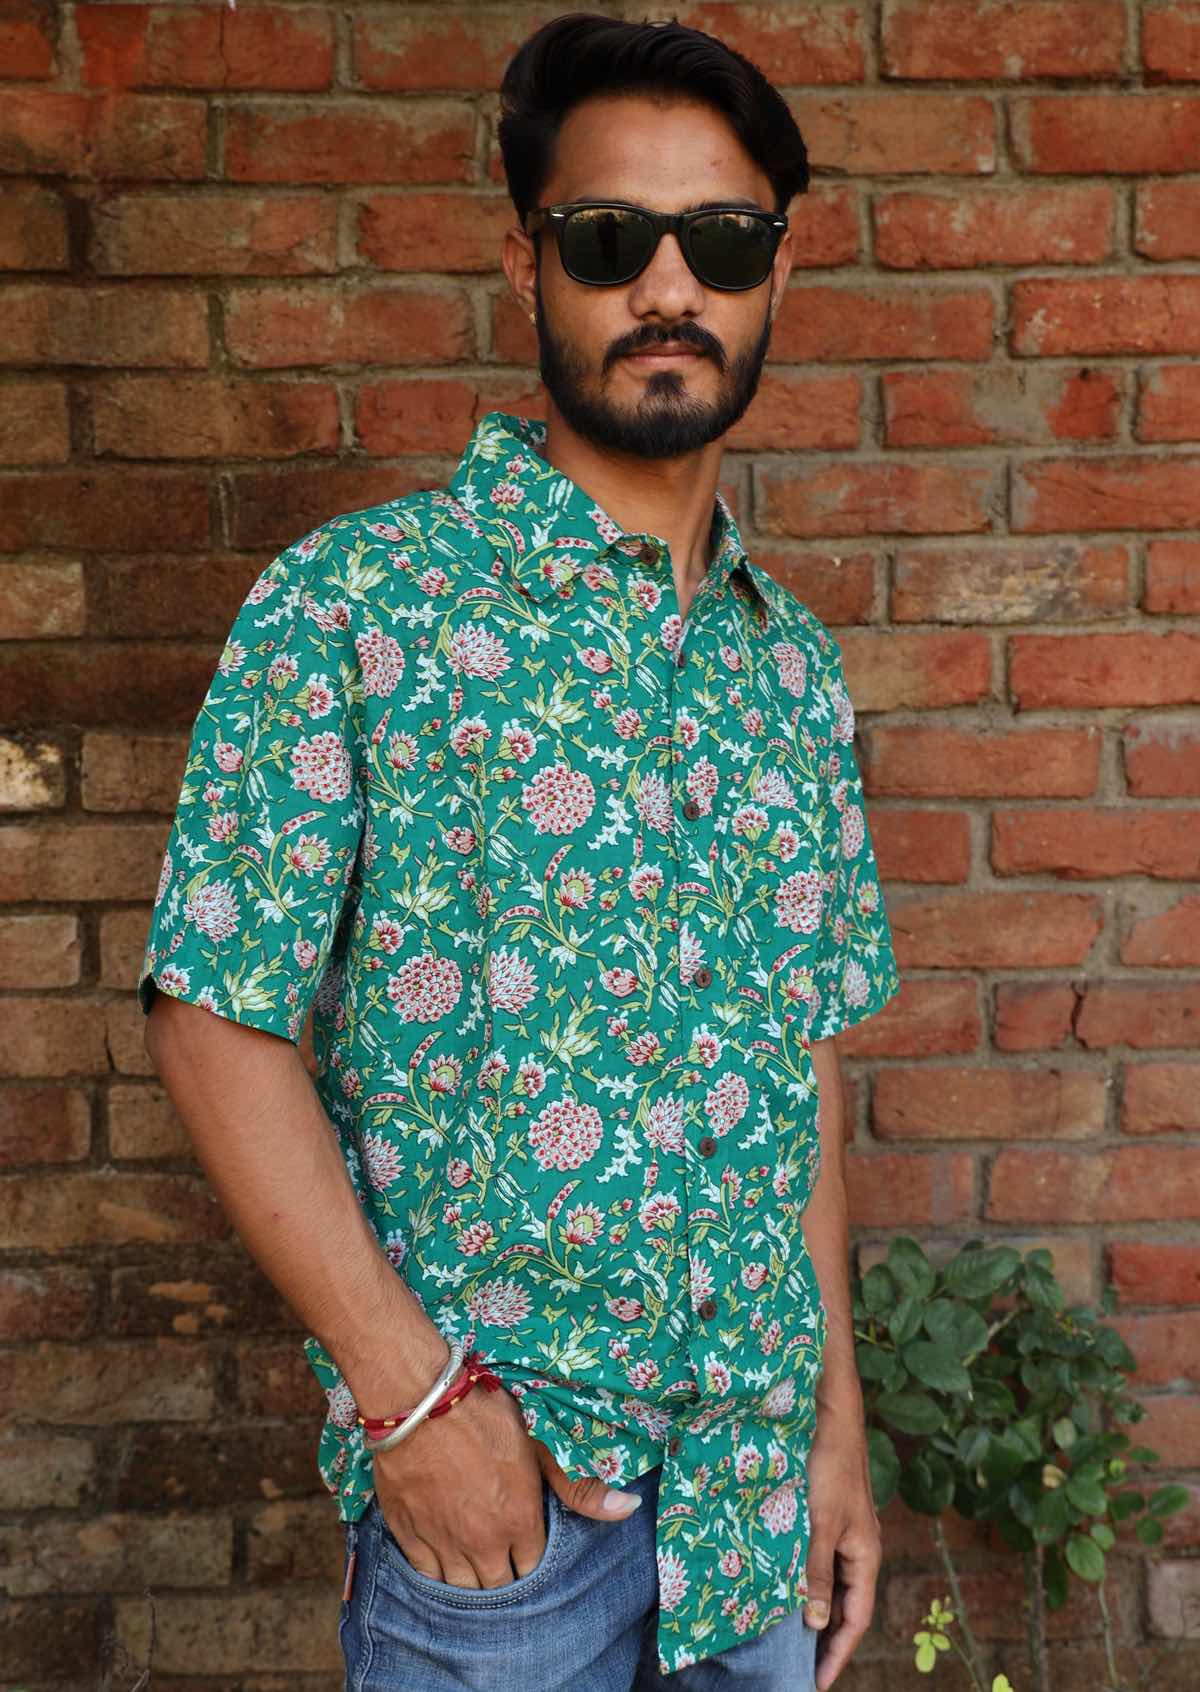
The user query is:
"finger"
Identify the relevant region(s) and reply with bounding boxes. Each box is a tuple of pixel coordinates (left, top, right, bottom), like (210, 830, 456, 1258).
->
(803, 1531, 835, 1629)
(815, 1571, 873, 1689)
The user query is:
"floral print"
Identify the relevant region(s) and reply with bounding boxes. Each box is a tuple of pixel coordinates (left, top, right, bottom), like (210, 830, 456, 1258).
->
(137, 409, 899, 1674)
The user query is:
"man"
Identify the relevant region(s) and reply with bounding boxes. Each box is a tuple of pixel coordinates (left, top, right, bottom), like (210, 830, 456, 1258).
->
(139, 13, 899, 1692)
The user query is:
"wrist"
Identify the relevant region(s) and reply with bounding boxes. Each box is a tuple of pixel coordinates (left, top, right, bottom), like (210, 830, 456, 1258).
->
(341, 1330, 452, 1420)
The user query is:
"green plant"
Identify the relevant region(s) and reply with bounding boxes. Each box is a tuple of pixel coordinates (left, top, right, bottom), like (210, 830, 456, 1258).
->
(853, 1237, 1189, 1692)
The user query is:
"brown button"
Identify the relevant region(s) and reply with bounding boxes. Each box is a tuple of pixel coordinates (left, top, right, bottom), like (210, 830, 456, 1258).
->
(698, 1135, 717, 1158)
(639, 541, 657, 563)
(668, 1436, 682, 1456)
(694, 966, 713, 988)
(698, 1298, 718, 1321)
(681, 798, 701, 820)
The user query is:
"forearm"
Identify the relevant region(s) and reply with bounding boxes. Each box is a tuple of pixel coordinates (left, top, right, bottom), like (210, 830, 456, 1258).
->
(144, 993, 448, 1414)
(804, 1037, 864, 1418)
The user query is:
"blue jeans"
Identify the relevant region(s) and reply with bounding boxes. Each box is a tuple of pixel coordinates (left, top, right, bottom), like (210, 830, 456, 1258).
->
(339, 1462, 820, 1690)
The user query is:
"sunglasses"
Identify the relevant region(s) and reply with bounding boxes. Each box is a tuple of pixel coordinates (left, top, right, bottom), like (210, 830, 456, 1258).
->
(524, 200, 788, 292)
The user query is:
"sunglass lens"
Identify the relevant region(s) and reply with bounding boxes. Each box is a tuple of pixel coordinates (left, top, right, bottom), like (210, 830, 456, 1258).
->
(562, 207, 655, 283)
(689, 212, 776, 288)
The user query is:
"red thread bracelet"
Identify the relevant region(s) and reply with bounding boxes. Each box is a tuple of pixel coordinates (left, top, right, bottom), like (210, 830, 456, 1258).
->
(356, 1350, 503, 1438)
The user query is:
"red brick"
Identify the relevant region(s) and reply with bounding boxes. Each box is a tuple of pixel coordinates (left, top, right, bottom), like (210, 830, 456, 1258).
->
(988, 1146, 1200, 1223)
(864, 726, 1100, 799)
(757, 460, 996, 539)
(1013, 277, 1200, 356)
(1138, 366, 1200, 443)
(0, 380, 69, 465)
(0, 1340, 215, 1424)
(883, 0, 1124, 78)
(889, 891, 1102, 969)
(728, 372, 862, 451)
(0, 1266, 92, 1341)
(892, 541, 1127, 623)
(224, 285, 473, 369)
(1123, 896, 1200, 967)
(992, 809, 1200, 881)
(0, 1506, 231, 1596)
(0, 729, 70, 801)
(0, 1171, 226, 1249)
(1076, 983, 1200, 1050)
(246, 1498, 342, 1585)
(1010, 634, 1200, 708)
(93, 376, 341, 460)
(356, 190, 517, 272)
(629, 5, 867, 86)
(868, 807, 972, 882)
(1109, 1240, 1200, 1304)
(1124, 720, 1200, 797)
(3, 284, 208, 368)
(0, 472, 210, 553)
(231, 466, 434, 552)
(1134, 1396, 1200, 1469)
(1123, 1061, 1200, 1133)
(113, 1588, 342, 1677)
(1144, 539, 1200, 614)
(0, 998, 110, 1079)
(0, 90, 206, 180)
(354, 4, 579, 91)
(0, 1601, 101, 1681)
(0, 1437, 94, 1510)
(0, 2, 56, 77)
(0, 913, 80, 988)
(777, 187, 861, 268)
(994, 982, 1080, 1051)
(225, 101, 475, 185)
(884, 367, 1122, 448)
(0, 819, 169, 902)
(874, 1066, 1106, 1141)
(0, 1085, 90, 1165)
(87, 558, 269, 641)
(795, 94, 997, 175)
(110, 1259, 297, 1338)
(845, 1149, 976, 1227)
(1143, 2, 1200, 82)
(1014, 95, 1200, 174)
(78, 3, 333, 90)
(754, 548, 876, 626)
(774, 284, 994, 362)
(108, 1081, 191, 1161)
(356, 377, 504, 456)
(836, 631, 992, 710)
(1136, 181, 1200, 260)
(837, 977, 980, 1058)
(90, 192, 337, 276)
(875, 184, 1113, 268)
(80, 731, 186, 814)
(0, 184, 68, 270)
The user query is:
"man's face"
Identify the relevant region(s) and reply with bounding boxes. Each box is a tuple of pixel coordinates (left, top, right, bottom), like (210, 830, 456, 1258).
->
(509, 93, 793, 460)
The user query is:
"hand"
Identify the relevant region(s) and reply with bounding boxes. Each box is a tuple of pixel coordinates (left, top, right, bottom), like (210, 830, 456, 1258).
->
(802, 1410, 882, 1690)
(372, 1382, 640, 1588)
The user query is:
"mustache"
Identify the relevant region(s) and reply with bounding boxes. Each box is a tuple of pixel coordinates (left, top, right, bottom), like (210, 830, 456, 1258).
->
(605, 322, 727, 372)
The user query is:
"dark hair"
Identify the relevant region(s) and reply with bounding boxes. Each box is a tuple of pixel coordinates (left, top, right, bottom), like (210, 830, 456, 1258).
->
(497, 11, 809, 227)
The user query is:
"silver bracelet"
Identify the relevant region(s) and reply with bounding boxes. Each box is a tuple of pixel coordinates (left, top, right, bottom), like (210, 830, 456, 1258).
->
(361, 1339, 465, 1455)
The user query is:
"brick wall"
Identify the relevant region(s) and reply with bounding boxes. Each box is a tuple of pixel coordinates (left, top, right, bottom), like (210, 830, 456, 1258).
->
(1, 2, 1198, 1686)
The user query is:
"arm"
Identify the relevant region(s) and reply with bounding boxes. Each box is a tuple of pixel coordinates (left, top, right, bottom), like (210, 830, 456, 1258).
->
(801, 1035, 882, 1691)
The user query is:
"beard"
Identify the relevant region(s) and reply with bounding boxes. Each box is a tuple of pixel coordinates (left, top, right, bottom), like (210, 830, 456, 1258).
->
(532, 262, 774, 461)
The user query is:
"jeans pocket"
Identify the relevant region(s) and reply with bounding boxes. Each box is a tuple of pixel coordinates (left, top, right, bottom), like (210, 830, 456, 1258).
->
(373, 1476, 564, 1607)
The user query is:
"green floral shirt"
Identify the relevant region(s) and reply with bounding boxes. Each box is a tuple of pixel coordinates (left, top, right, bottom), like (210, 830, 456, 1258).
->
(138, 409, 899, 1674)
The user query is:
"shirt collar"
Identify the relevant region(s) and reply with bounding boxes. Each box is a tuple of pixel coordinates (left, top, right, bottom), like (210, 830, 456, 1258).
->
(445, 409, 769, 619)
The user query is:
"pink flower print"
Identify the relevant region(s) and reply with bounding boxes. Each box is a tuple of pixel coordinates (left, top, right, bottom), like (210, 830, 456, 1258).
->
(635, 771, 673, 834)
(155, 963, 190, 996)
(444, 825, 476, 854)
(657, 1550, 690, 1612)
(628, 1030, 665, 1065)
(184, 877, 240, 942)
(660, 613, 683, 656)
(614, 708, 642, 740)
(488, 945, 538, 1012)
(428, 1054, 463, 1095)
(217, 637, 248, 677)
(446, 1157, 472, 1189)
(214, 740, 243, 774)
(456, 1220, 495, 1256)
(691, 1030, 722, 1067)
(293, 936, 318, 970)
(371, 915, 404, 954)
(703, 1071, 750, 1136)
(629, 864, 664, 900)
(606, 1296, 645, 1324)
(704, 1356, 732, 1394)
(528, 1096, 604, 1171)
(521, 761, 595, 834)
(386, 952, 462, 1021)
(774, 824, 801, 862)
(775, 869, 823, 934)
(556, 867, 595, 910)
(593, 1449, 626, 1483)
(490, 477, 524, 510)
(449, 623, 513, 681)
(858, 879, 880, 915)
(356, 625, 406, 697)
(631, 576, 662, 612)
(689, 1253, 715, 1311)
(638, 1192, 681, 1231)
(450, 716, 490, 756)
(327, 1379, 359, 1430)
(761, 1377, 797, 1418)
(517, 1057, 547, 1097)
(500, 722, 537, 762)
(843, 957, 870, 1008)
(771, 640, 809, 698)
(579, 646, 613, 673)
(285, 832, 330, 876)
(290, 730, 354, 805)
(767, 1441, 789, 1480)
(600, 966, 638, 998)
(719, 1548, 743, 1578)
(758, 1481, 798, 1537)
(734, 1599, 760, 1635)
(841, 803, 864, 860)
(627, 1358, 661, 1391)
(302, 674, 335, 718)
(247, 568, 283, 602)
(679, 924, 704, 985)
(386, 729, 419, 772)
(588, 505, 623, 545)
(469, 1277, 532, 1328)
(742, 1261, 769, 1290)
(207, 810, 237, 844)
(685, 756, 720, 814)
(831, 678, 856, 744)
(719, 643, 742, 670)
(362, 1130, 404, 1192)
(732, 803, 769, 839)
(382, 1227, 408, 1269)
(644, 1094, 685, 1154)
(751, 769, 796, 810)
(563, 1201, 604, 1245)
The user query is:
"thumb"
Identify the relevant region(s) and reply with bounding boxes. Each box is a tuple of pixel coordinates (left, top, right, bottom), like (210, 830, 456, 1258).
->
(537, 1448, 642, 1521)
(803, 1530, 834, 1628)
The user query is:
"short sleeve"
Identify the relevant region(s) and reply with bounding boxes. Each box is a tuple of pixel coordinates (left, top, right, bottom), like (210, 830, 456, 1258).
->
(809, 636, 900, 1041)
(137, 531, 366, 1045)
